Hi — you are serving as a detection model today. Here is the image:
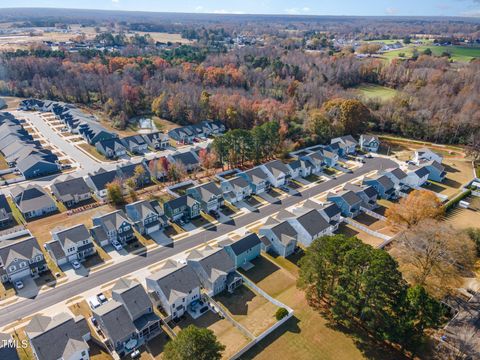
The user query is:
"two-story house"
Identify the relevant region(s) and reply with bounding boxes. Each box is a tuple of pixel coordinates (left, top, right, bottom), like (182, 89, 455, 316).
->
(260, 160, 291, 187)
(423, 160, 447, 182)
(330, 135, 358, 157)
(380, 167, 409, 192)
(95, 138, 127, 159)
(343, 183, 379, 210)
(405, 166, 430, 188)
(302, 151, 324, 174)
(25, 313, 91, 360)
(363, 175, 397, 199)
(220, 176, 252, 204)
(259, 217, 298, 257)
(92, 210, 134, 246)
(168, 151, 200, 172)
(0, 236, 47, 284)
(411, 148, 443, 166)
(50, 176, 92, 208)
(116, 162, 152, 189)
(327, 190, 363, 218)
(10, 185, 58, 220)
(146, 260, 201, 320)
(288, 209, 334, 247)
(121, 135, 148, 154)
(186, 182, 224, 213)
(240, 167, 270, 194)
(359, 134, 380, 153)
(318, 202, 342, 231)
(125, 200, 164, 235)
(94, 278, 161, 358)
(142, 132, 169, 150)
(0, 194, 13, 229)
(163, 195, 201, 222)
(187, 246, 242, 296)
(46, 224, 96, 266)
(84, 169, 119, 199)
(219, 233, 262, 268)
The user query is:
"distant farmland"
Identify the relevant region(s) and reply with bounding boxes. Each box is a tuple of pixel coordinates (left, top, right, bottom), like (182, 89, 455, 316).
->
(382, 45, 480, 62)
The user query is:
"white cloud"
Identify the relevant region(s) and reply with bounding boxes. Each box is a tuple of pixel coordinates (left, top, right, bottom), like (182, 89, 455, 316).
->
(385, 7, 399, 15)
(194, 6, 204, 12)
(285, 7, 311, 15)
(212, 9, 245, 14)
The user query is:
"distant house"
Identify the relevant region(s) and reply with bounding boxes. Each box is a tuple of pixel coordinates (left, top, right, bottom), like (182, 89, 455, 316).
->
(94, 278, 161, 358)
(78, 122, 116, 145)
(121, 135, 148, 154)
(46, 224, 96, 266)
(92, 210, 134, 246)
(318, 148, 339, 167)
(168, 151, 200, 172)
(16, 154, 59, 179)
(259, 217, 298, 257)
(363, 175, 396, 199)
(220, 176, 252, 204)
(187, 247, 242, 296)
(219, 233, 262, 268)
(330, 135, 358, 156)
(84, 169, 118, 199)
(0, 236, 47, 284)
(164, 195, 201, 222)
(126, 200, 165, 235)
(424, 160, 446, 182)
(359, 134, 380, 153)
(344, 183, 379, 210)
(25, 313, 90, 360)
(301, 151, 324, 174)
(289, 209, 334, 247)
(168, 127, 195, 144)
(240, 167, 270, 194)
(261, 160, 291, 187)
(405, 167, 430, 188)
(286, 160, 301, 179)
(10, 184, 57, 220)
(186, 182, 224, 212)
(412, 148, 443, 165)
(0, 333, 19, 360)
(95, 138, 127, 159)
(142, 132, 169, 150)
(116, 162, 152, 188)
(0, 194, 13, 229)
(50, 176, 92, 207)
(146, 260, 201, 320)
(327, 190, 363, 217)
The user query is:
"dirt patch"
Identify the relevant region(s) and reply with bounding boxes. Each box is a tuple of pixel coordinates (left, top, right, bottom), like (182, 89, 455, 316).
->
(336, 223, 385, 248)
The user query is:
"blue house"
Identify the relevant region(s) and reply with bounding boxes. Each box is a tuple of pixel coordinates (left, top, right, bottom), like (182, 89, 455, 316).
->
(424, 160, 446, 182)
(359, 135, 380, 153)
(327, 190, 363, 217)
(16, 155, 59, 179)
(363, 175, 396, 199)
(220, 233, 262, 268)
(330, 135, 358, 157)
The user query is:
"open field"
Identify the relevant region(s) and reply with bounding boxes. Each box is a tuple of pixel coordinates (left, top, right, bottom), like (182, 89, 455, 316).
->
(355, 84, 399, 102)
(240, 255, 404, 360)
(173, 311, 250, 359)
(382, 45, 480, 62)
(216, 284, 279, 337)
(133, 32, 192, 44)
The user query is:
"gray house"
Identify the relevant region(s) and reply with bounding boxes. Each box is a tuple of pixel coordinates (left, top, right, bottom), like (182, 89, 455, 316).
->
(25, 313, 90, 360)
(10, 185, 58, 220)
(94, 278, 161, 358)
(0, 236, 47, 284)
(142, 132, 169, 150)
(220, 233, 262, 268)
(125, 200, 165, 235)
(220, 176, 252, 204)
(121, 135, 148, 154)
(343, 183, 379, 210)
(186, 182, 224, 212)
(241, 167, 270, 194)
(163, 196, 201, 222)
(288, 209, 334, 247)
(187, 246, 242, 296)
(50, 176, 92, 208)
(259, 217, 298, 257)
(168, 151, 200, 172)
(95, 138, 127, 159)
(0, 194, 13, 229)
(46, 224, 96, 266)
(146, 260, 201, 320)
(327, 190, 363, 217)
(92, 210, 134, 246)
(261, 160, 291, 187)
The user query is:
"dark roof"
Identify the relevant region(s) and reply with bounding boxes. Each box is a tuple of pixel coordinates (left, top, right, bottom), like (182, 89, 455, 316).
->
(171, 151, 199, 167)
(0, 237, 43, 269)
(51, 176, 90, 202)
(414, 166, 430, 178)
(320, 202, 341, 218)
(112, 278, 154, 321)
(165, 195, 198, 210)
(88, 169, 118, 191)
(228, 176, 249, 189)
(387, 167, 408, 180)
(228, 233, 261, 256)
(0, 333, 20, 360)
(53, 224, 90, 248)
(10, 184, 57, 213)
(296, 210, 331, 236)
(93, 300, 137, 344)
(270, 221, 298, 245)
(244, 167, 269, 183)
(376, 175, 394, 190)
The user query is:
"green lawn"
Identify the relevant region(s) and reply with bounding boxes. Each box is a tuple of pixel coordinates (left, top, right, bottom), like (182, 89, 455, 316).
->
(382, 45, 480, 62)
(355, 84, 398, 102)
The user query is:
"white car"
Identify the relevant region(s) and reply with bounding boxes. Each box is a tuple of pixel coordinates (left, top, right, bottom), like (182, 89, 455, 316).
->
(71, 260, 81, 270)
(14, 280, 24, 290)
(112, 241, 123, 251)
(131, 350, 140, 359)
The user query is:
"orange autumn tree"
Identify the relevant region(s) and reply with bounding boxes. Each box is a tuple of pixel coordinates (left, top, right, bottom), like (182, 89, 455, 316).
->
(386, 189, 444, 228)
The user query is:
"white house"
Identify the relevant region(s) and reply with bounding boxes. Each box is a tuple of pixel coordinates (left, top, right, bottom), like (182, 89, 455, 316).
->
(412, 148, 443, 165)
(405, 167, 430, 188)
(260, 160, 291, 187)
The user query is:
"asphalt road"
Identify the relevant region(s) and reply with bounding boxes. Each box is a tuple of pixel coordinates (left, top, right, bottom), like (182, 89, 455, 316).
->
(0, 156, 397, 327)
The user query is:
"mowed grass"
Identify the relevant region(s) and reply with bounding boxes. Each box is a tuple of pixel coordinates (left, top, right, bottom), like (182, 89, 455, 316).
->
(356, 84, 398, 102)
(239, 255, 405, 360)
(382, 45, 480, 62)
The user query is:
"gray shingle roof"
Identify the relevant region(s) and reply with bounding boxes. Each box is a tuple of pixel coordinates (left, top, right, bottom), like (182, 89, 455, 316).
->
(171, 151, 199, 167)
(244, 167, 268, 183)
(187, 247, 235, 282)
(10, 184, 57, 214)
(228, 176, 249, 189)
(0, 237, 43, 269)
(112, 278, 153, 321)
(93, 300, 137, 345)
(296, 210, 331, 236)
(52, 224, 90, 248)
(227, 233, 261, 256)
(263, 160, 290, 177)
(51, 176, 90, 202)
(93, 210, 130, 232)
(271, 221, 298, 245)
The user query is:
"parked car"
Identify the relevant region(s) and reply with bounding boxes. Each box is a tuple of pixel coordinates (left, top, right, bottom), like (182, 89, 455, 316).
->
(112, 241, 123, 251)
(88, 296, 101, 310)
(208, 210, 219, 219)
(91, 317, 98, 327)
(280, 186, 290, 192)
(97, 293, 107, 304)
(14, 280, 24, 290)
(131, 350, 140, 359)
(71, 260, 81, 270)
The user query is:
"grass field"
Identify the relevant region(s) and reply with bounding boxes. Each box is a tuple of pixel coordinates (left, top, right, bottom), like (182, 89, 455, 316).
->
(382, 45, 480, 62)
(355, 84, 398, 102)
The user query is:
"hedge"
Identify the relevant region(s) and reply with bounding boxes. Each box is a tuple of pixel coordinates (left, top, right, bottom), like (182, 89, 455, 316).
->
(443, 189, 472, 211)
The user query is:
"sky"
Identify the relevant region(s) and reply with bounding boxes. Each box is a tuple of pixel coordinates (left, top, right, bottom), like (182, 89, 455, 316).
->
(2, 0, 480, 17)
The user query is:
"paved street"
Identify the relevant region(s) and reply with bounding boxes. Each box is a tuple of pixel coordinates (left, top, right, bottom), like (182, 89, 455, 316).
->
(0, 156, 396, 327)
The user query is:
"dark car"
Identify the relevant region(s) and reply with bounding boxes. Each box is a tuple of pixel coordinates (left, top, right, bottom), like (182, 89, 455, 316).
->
(209, 210, 219, 219)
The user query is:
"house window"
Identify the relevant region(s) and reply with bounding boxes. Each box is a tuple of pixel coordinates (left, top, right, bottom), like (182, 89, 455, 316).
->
(9, 265, 16, 272)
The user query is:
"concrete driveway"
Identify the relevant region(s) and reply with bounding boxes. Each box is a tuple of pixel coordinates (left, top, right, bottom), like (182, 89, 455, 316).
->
(258, 192, 281, 204)
(236, 201, 258, 213)
(149, 230, 173, 246)
(16, 277, 39, 299)
(182, 222, 196, 232)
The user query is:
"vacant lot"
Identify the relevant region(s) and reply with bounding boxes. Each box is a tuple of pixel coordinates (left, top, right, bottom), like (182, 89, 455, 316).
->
(355, 84, 398, 102)
(240, 256, 403, 360)
(336, 223, 386, 248)
(382, 45, 480, 62)
(216, 284, 278, 337)
(174, 311, 250, 359)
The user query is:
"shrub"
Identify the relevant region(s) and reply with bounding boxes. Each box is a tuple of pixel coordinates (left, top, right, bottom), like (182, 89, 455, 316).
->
(275, 307, 289, 321)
